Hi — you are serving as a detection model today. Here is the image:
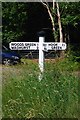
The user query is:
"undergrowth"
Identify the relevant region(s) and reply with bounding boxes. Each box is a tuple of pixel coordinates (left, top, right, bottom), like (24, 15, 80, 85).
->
(2, 58, 79, 118)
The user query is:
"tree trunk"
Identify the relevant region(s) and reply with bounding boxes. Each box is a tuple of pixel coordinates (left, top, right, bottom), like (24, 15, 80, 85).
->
(52, 1, 57, 41)
(56, 2, 63, 43)
(41, 1, 55, 32)
(56, 2, 65, 58)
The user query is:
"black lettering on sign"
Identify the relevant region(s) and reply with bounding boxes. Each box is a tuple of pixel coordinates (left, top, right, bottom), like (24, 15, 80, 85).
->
(15, 43, 24, 46)
(18, 46, 23, 49)
(60, 47, 62, 50)
(54, 44, 57, 46)
(43, 44, 46, 46)
(62, 43, 65, 46)
(23, 46, 26, 49)
(49, 44, 52, 46)
(25, 43, 29, 46)
(11, 43, 15, 46)
(11, 46, 16, 50)
(32, 43, 36, 46)
(25, 46, 30, 50)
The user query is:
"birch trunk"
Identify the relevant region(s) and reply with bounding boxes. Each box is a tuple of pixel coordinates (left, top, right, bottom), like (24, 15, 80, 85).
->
(52, 1, 57, 41)
(56, 2, 65, 57)
(56, 2, 63, 43)
(40, 1, 55, 31)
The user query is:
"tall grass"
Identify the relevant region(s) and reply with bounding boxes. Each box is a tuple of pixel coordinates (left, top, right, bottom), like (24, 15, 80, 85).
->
(2, 58, 79, 118)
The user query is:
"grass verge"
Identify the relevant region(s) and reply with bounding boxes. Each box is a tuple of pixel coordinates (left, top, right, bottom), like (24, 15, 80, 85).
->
(2, 58, 79, 118)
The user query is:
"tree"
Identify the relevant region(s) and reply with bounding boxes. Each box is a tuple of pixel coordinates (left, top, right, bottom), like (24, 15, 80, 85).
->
(2, 3, 28, 45)
(40, 1, 64, 44)
(40, 1, 56, 39)
(56, 2, 63, 43)
(40, 1, 80, 58)
(40, 1, 64, 57)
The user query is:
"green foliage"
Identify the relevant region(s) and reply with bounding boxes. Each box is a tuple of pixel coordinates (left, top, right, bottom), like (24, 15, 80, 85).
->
(2, 3, 28, 44)
(2, 59, 79, 118)
(59, 2, 80, 26)
(66, 44, 80, 62)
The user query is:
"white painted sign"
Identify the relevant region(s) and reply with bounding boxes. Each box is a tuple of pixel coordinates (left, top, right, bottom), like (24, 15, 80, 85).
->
(44, 42, 66, 50)
(9, 42, 66, 51)
(9, 42, 39, 50)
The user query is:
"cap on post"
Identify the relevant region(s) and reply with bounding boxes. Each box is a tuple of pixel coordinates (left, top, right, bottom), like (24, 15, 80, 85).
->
(37, 31, 46, 37)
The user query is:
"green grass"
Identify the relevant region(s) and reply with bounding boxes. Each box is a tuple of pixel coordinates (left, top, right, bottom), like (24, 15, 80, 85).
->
(2, 58, 79, 118)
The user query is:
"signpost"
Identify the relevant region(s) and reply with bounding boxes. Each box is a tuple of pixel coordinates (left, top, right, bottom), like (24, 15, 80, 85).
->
(9, 31, 67, 81)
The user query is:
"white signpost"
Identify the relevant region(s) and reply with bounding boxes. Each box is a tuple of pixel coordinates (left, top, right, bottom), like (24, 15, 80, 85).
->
(9, 34, 67, 80)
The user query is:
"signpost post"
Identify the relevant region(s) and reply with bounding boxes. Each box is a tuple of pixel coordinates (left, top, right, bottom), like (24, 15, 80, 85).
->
(9, 31, 67, 81)
(39, 36, 45, 80)
(38, 31, 45, 81)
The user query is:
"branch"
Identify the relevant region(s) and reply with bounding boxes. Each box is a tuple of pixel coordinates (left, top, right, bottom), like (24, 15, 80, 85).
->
(40, 1, 48, 8)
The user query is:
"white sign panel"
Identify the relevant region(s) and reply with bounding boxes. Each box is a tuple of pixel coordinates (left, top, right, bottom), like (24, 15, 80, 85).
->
(9, 42, 66, 51)
(44, 42, 66, 50)
(9, 42, 39, 50)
